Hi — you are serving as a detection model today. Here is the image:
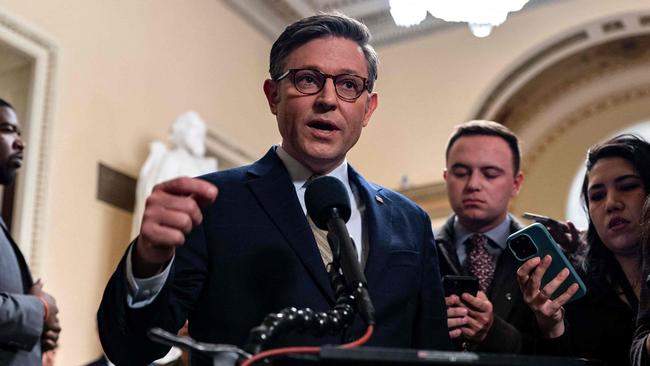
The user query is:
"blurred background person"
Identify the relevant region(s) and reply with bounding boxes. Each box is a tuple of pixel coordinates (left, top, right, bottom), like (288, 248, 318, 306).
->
(0, 98, 61, 365)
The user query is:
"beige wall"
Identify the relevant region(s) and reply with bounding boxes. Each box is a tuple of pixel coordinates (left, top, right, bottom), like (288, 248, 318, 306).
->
(0, 1, 274, 364)
(0, 0, 648, 364)
(0, 63, 30, 118)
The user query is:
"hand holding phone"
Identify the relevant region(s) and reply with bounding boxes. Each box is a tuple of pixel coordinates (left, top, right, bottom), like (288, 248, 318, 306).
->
(522, 212, 584, 254)
(508, 223, 586, 303)
(516, 255, 577, 338)
(443, 275, 493, 342)
(510, 223, 587, 338)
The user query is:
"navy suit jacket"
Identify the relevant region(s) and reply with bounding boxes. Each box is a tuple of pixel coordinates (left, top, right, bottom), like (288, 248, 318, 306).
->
(98, 148, 451, 365)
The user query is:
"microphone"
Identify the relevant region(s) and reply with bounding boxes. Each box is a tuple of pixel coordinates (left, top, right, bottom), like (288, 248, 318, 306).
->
(305, 176, 375, 325)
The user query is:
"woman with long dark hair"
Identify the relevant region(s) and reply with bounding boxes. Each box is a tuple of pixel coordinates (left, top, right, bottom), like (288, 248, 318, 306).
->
(517, 134, 650, 366)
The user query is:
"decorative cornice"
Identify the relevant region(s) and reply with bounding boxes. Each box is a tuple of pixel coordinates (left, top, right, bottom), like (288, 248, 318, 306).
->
(523, 84, 650, 169)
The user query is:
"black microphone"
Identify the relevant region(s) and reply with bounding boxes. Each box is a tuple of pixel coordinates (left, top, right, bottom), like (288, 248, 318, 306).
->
(305, 176, 375, 325)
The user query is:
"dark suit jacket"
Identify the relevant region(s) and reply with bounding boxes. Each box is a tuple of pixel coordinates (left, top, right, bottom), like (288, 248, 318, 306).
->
(98, 148, 451, 366)
(543, 273, 635, 366)
(434, 215, 536, 353)
(631, 247, 650, 366)
(0, 218, 43, 366)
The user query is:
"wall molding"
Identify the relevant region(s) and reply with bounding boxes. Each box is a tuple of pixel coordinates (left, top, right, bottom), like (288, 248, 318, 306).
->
(0, 8, 58, 276)
(468, 10, 650, 218)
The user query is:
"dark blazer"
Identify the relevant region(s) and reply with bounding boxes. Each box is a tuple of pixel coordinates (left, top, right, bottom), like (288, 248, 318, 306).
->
(434, 215, 536, 353)
(544, 273, 635, 366)
(98, 148, 451, 366)
(631, 247, 650, 366)
(0, 218, 43, 366)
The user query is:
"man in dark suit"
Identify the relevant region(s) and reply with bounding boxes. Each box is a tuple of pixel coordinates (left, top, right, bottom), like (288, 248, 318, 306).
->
(435, 120, 536, 353)
(98, 14, 450, 365)
(0, 98, 61, 365)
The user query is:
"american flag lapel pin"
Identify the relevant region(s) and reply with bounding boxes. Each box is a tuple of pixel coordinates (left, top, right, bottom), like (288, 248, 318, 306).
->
(375, 195, 384, 204)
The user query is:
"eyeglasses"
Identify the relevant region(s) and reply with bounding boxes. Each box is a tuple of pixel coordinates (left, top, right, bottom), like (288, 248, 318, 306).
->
(275, 68, 370, 102)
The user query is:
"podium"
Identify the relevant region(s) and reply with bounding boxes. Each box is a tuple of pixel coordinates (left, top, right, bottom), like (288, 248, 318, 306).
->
(282, 346, 604, 366)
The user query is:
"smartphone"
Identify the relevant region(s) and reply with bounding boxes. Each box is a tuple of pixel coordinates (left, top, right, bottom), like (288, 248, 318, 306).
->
(442, 275, 479, 297)
(507, 223, 586, 303)
(522, 212, 563, 230)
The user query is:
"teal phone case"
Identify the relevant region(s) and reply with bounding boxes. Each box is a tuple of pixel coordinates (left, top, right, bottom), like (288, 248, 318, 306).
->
(507, 223, 587, 303)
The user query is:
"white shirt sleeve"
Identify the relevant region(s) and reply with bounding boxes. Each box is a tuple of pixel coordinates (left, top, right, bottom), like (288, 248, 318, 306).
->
(125, 244, 174, 308)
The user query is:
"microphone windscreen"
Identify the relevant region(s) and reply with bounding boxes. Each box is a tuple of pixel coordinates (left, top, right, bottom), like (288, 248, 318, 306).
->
(305, 176, 351, 229)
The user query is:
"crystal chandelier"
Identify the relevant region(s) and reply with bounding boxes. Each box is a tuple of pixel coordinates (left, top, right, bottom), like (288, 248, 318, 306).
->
(389, 0, 531, 38)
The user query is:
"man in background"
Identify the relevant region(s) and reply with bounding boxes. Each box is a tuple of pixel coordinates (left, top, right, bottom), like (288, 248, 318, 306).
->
(435, 120, 535, 353)
(0, 98, 61, 365)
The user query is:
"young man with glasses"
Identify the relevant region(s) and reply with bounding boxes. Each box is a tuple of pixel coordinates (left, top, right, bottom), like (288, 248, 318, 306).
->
(98, 13, 451, 365)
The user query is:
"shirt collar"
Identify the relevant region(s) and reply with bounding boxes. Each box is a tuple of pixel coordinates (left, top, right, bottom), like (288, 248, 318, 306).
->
(274, 145, 350, 191)
(453, 215, 512, 250)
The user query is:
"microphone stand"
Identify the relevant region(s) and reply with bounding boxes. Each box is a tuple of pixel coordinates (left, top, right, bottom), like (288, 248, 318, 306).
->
(325, 208, 375, 326)
(147, 328, 249, 366)
(148, 203, 375, 365)
(242, 256, 357, 355)
(148, 239, 363, 365)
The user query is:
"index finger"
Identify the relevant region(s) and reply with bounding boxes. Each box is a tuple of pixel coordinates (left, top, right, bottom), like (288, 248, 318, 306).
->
(445, 295, 460, 307)
(461, 292, 491, 312)
(516, 257, 541, 279)
(553, 283, 580, 306)
(156, 177, 218, 207)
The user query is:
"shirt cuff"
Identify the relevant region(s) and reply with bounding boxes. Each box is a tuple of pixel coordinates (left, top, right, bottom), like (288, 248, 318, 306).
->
(125, 243, 174, 308)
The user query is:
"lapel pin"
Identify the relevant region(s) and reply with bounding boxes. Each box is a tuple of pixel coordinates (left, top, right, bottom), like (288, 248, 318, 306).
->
(375, 195, 384, 204)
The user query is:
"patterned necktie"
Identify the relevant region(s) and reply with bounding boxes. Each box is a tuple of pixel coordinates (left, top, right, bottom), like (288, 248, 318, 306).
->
(468, 233, 494, 293)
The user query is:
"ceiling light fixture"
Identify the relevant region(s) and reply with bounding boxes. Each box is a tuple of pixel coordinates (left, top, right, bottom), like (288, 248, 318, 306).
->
(389, 0, 531, 38)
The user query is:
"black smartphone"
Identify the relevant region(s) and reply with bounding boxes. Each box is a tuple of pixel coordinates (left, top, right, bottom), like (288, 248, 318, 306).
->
(442, 275, 479, 297)
(522, 212, 564, 232)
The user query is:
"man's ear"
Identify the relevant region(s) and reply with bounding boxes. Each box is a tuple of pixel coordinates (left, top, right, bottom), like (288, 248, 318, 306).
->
(512, 171, 525, 197)
(361, 92, 378, 127)
(263, 79, 280, 115)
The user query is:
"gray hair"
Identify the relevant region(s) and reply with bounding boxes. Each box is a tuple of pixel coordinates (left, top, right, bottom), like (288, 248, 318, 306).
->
(269, 13, 378, 92)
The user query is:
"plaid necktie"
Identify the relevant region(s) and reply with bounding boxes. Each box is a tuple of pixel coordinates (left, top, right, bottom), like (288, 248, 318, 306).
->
(468, 233, 494, 293)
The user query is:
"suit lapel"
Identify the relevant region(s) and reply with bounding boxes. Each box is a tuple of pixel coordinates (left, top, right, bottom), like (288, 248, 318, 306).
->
(435, 216, 465, 276)
(488, 218, 523, 318)
(246, 149, 335, 303)
(348, 167, 392, 286)
(489, 249, 517, 314)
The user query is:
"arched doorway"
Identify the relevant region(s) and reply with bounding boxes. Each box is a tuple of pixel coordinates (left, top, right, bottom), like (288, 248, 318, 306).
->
(472, 10, 650, 223)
